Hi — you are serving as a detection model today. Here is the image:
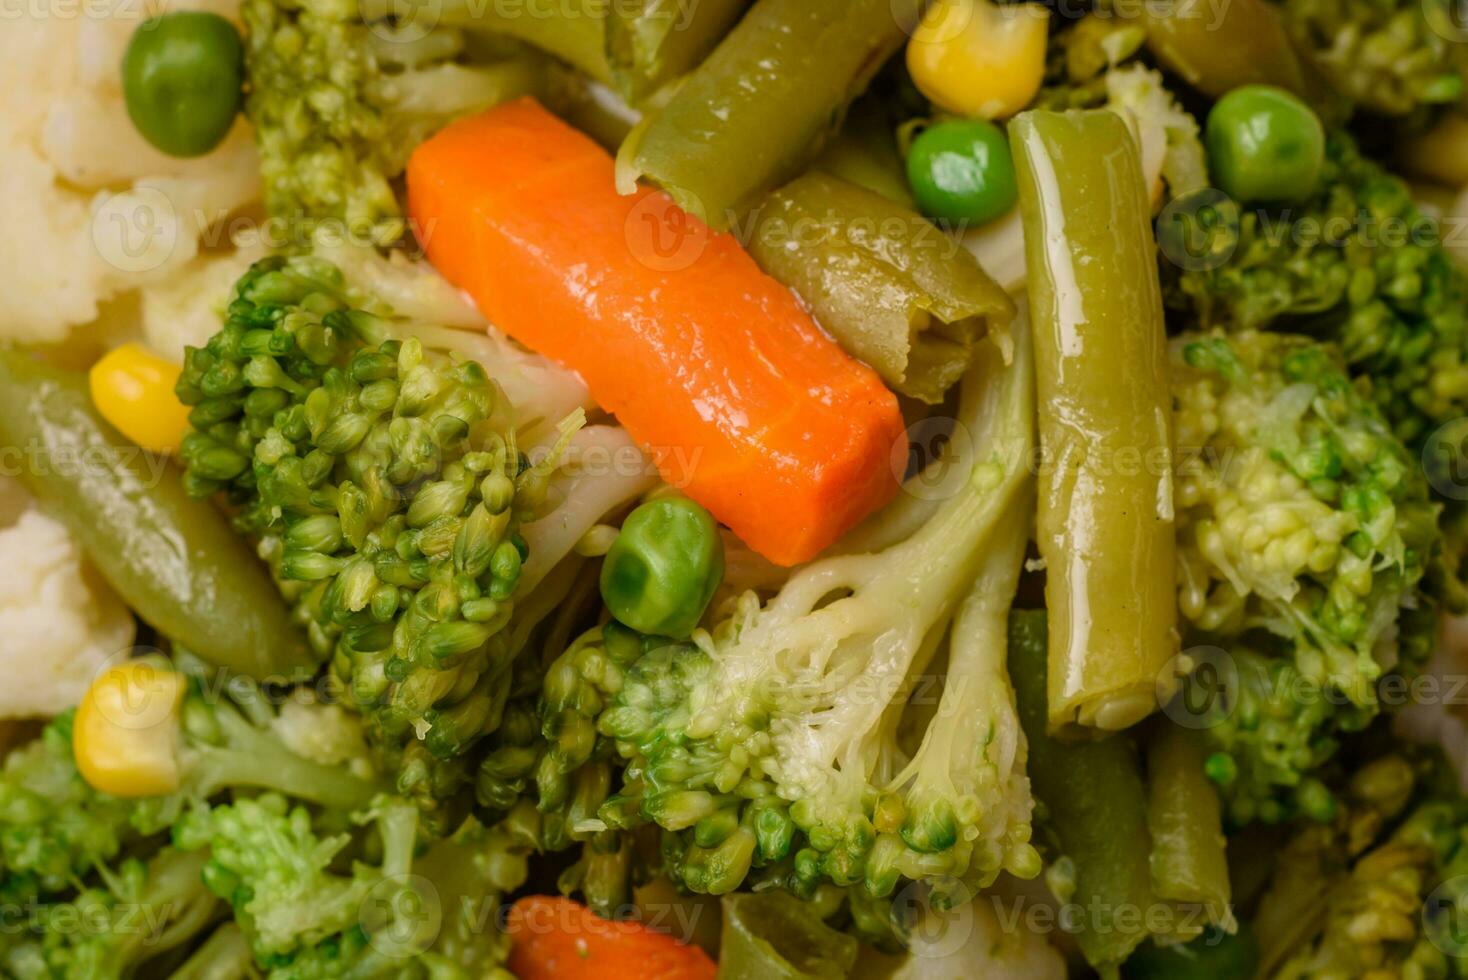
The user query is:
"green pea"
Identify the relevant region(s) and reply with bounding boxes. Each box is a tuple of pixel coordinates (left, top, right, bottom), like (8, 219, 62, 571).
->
(123, 12, 244, 158)
(1123, 924, 1258, 980)
(1205, 85, 1324, 205)
(905, 119, 1018, 225)
(600, 497, 725, 639)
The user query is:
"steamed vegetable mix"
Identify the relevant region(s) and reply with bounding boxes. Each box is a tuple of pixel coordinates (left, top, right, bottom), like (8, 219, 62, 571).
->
(408, 98, 904, 566)
(748, 172, 1015, 403)
(1011, 109, 1178, 734)
(0, 350, 310, 680)
(606, 0, 752, 103)
(616, 0, 922, 228)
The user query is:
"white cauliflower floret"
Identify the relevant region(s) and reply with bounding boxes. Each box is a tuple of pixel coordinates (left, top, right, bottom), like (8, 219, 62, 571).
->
(894, 897, 1067, 980)
(141, 240, 268, 360)
(271, 699, 376, 780)
(0, 0, 260, 346)
(0, 480, 136, 718)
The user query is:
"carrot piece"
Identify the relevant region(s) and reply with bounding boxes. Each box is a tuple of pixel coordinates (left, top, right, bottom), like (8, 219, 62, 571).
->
(406, 98, 904, 565)
(505, 896, 718, 980)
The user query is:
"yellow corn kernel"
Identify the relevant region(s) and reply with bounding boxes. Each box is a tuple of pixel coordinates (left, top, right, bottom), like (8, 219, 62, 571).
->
(73, 661, 186, 797)
(88, 343, 192, 454)
(906, 0, 1050, 120)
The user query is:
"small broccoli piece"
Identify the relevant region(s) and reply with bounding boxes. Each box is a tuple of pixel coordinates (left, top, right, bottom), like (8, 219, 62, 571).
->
(1171, 330, 1439, 824)
(0, 712, 135, 906)
(1, 848, 219, 980)
(174, 793, 419, 962)
(242, 0, 552, 245)
(176, 255, 583, 826)
(553, 332, 1041, 902)
(1278, 0, 1467, 115)
(1166, 132, 1468, 450)
(168, 924, 257, 980)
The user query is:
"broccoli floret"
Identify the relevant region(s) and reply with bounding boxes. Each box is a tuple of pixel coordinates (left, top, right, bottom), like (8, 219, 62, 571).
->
(1171, 330, 1440, 824)
(1277, 0, 1467, 115)
(1, 848, 219, 980)
(1166, 132, 1468, 450)
(0, 713, 136, 906)
(176, 255, 583, 826)
(174, 793, 418, 962)
(1253, 752, 1468, 977)
(242, 0, 549, 245)
(525, 331, 1040, 903)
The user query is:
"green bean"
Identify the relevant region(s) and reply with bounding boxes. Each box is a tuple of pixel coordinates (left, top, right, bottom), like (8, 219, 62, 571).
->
(617, 0, 921, 229)
(1135, 0, 1347, 120)
(606, 0, 751, 103)
(749, 173, 1014, 404)
(1010, 109, 1177, 735)
(0, 351, 311, 680)
(436, 0, 613, 82)
(718, 891, 857, 979)
(1009, 610, 1158, 972)
(1145, 725, 1233, 932)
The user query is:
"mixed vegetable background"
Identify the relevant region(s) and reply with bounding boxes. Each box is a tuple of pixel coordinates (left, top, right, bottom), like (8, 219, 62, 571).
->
(2, 0, 1468, 976)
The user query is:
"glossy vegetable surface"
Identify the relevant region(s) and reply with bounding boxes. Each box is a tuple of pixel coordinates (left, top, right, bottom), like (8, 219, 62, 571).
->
(749, 172, 1014, 403)
(1009, 610, 1158, 970)
(1205, 85, 1325, 204)
(906, 0, 1049, 120)
(0, 350, 310, 679)
(600, 497, 725, 638)
(1011, 108, 1177, 734)
(122, 11, 243, 157)
(617, 0, 921, 228)
(1145, 725, 1233, 926)
(408, 99, 904, 566)
(606, 0, 751, 103)
(906, 118, 1019, 225)
(505, 895, 717, 979)
(88, 343, 192, 455)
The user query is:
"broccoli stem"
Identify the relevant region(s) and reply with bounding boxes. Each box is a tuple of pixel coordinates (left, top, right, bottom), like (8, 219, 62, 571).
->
(188, 706, 381, 811)
(165, 924, 254, 980)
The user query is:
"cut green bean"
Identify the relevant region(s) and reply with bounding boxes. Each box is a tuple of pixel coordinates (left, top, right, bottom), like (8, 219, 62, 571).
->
(718, 891, 857, 979)
(1009, 610, 1158, 972)
(1011, 109, 1177, 735)
(749, 173, 1014, 404)
(606, 0, 751, 103)
(0, 351, 311, 680)
(437, 0, 613, 82)
(616, 0, 921, 228)
(1145, 724, 1234, 935)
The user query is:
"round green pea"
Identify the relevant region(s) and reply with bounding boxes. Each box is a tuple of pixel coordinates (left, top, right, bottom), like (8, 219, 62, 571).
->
(600, 497, 725, 639)
(123, 12, 244, 158)
(1205, 85, 1325, 205)
(906, 118, 1018, 225)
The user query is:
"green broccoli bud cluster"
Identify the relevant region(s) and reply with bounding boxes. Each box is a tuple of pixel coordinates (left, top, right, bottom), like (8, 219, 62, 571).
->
(0, 849, 219, 980)
(1278, 0, 1467, 115)
(177, 256, 586, 822)
(1171, 330, 1440, 824)
(1256, 753, 1468, 977)
(241, 0, 539, 245)
(0, 713, 136, 907)
(1167, 132, 1468, 450)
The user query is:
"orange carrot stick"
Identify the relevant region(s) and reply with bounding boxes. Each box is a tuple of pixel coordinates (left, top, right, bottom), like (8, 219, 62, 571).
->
(505, 896, 717, 980)
(406, 98, 904, 565)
